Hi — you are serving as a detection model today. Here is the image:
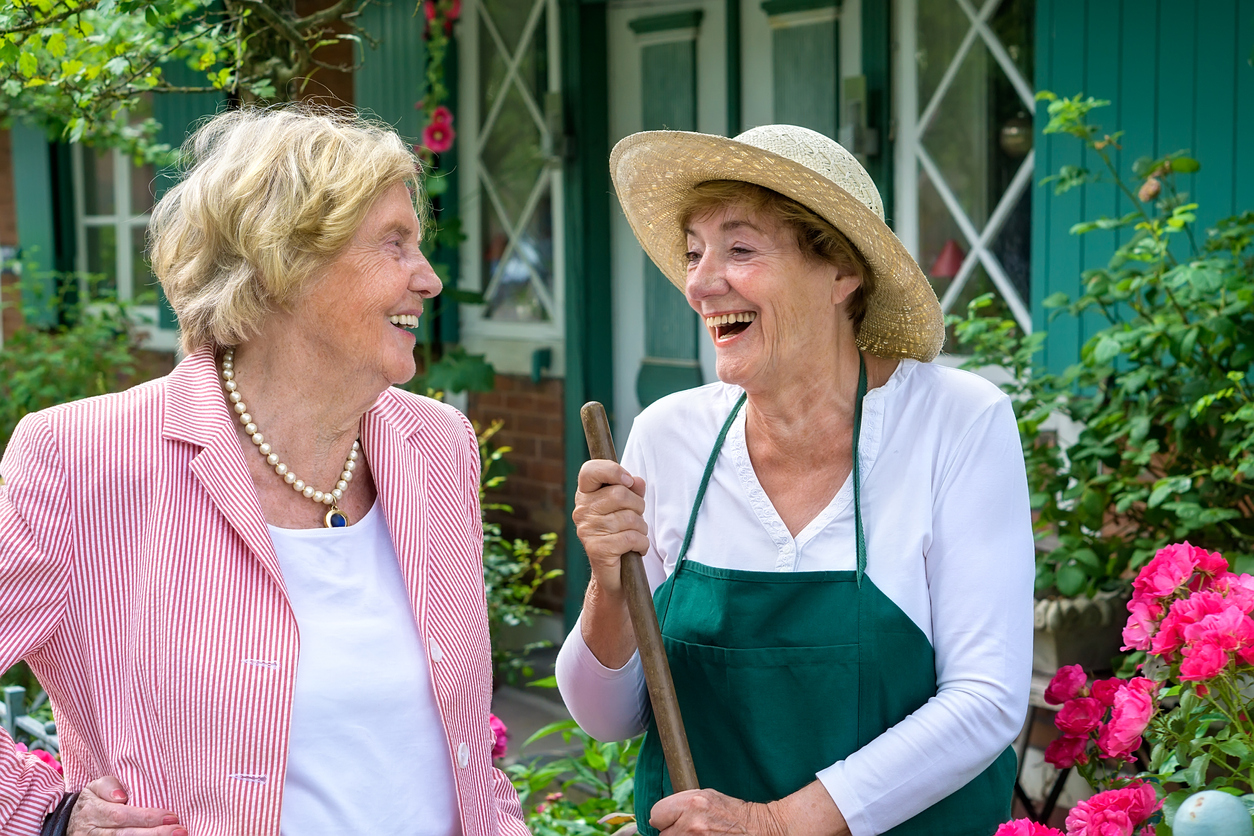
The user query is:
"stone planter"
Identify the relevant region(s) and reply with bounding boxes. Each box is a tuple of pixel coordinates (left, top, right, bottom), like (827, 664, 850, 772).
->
(1033, 588, 1132, 676)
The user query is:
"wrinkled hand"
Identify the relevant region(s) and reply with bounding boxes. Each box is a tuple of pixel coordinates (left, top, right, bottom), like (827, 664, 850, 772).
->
(68, 775, 186, 836)
(650, 789, 786, 836)
(573, 460, 649, 599)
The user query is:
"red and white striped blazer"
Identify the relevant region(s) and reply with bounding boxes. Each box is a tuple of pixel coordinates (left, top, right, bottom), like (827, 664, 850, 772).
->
(0, 346, 529, 836)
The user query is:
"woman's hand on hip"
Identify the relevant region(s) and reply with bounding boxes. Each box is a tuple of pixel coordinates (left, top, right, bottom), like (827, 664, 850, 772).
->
(573, 460, 649, 599)
(68, 776, 187, 836)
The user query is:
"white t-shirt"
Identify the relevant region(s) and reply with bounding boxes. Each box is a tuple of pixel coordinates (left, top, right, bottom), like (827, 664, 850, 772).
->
(269, 502, 460, 836)
(555, 359, 1034, 836)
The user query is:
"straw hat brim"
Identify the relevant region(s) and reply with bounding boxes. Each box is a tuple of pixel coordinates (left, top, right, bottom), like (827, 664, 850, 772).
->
(609, 130, 944, 362)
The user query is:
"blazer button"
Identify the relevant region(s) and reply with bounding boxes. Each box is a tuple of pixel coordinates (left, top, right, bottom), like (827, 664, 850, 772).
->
(457, 742, 469, 769)
(429, 638, 443, 663)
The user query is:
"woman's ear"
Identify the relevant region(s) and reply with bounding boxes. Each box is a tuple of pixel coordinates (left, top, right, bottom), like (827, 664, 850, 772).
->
(831, 270, 863, 307)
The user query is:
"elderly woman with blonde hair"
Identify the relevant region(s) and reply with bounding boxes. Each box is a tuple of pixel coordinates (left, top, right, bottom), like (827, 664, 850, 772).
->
(0, 107, 527, 836)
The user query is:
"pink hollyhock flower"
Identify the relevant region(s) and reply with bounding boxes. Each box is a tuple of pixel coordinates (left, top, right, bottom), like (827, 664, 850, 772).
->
(1091, 678, 1122, 707)
(424, 0, 436, 21)
(430, 105, 454, 126)
(1066, 782, 1161, 836)
(1044, 734, 1089, 768)
(423, 120, 456, 154)
(1044, 664, 1088, 705)
(1056, 697, 1105, 736)
(1179, 638, 1230, 681)
(14, 743, 62, 775)
(1097, 682, 1157, 760)
(993, 820, 1065, 836)
(489, 713, 508, 758)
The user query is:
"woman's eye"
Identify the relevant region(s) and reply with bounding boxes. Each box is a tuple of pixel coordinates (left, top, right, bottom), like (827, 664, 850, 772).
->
(730, 246, 751, 256)
(685, 251, 701, 265)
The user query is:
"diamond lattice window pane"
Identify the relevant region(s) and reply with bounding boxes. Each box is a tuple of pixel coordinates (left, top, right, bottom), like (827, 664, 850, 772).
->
(482, 0, 535, 55)
(915, 0, 971, 110)
(991, 0, 1034, 89)
(481, 84, 544, 225)
(480, 13, 508, 118)
(482, 190, 550, 323)
(920, 37, 993, 227)
(917, 166, 968, 300)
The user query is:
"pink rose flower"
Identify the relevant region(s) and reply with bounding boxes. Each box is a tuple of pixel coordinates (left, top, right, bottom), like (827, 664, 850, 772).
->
(1066, 782, 1161, 836)
(1096, 683, 1157, 761)
(423, 120, 456, 154)
(14, 743, 62, 775)
(489, 713, 508, 758)
(1134, 543, 1203, 600)
(993, 820, 1065, 836)
(1091, 678, 1122, 707)
(1044, 664, 1088, 705)
(1151, 591, 1226, 659)
(1043, 734, 1089, 769)
(1123, 598, 1165, 651)
(1179, 638, 1230, 681)
(1056, 697, 1105, 736)
(1215, 573, 1254, 612)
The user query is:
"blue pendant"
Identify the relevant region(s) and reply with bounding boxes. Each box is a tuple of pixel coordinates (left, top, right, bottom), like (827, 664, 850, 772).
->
(324, 508, 350, 528)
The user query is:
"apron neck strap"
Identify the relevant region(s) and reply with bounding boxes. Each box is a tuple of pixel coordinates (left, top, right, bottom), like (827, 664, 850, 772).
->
(675, 355, 870, 586)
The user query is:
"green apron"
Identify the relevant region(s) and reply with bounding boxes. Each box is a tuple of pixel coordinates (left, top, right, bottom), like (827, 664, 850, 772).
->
(634, 361, 1015, 836)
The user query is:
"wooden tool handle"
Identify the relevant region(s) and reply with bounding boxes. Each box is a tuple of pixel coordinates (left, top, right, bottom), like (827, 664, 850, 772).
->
(580, 402, 700, 793)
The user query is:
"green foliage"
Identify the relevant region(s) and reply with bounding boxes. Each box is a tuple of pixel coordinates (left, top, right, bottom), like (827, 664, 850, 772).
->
(0, 286, 142, 454)
(0, 0, 375, 156)
(477, 420, 563, 684)
(412, 345, 496, 396)
(953, 93, 1254, 599)
(507, 719, 641, 836)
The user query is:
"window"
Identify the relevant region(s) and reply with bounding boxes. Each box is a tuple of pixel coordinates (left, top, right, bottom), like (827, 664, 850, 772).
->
(459, 0, 564, 346)
(72, 144, 176, 350)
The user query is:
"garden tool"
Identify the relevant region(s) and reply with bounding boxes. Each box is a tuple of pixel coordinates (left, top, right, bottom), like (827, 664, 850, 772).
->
(581, 401, 700, 793)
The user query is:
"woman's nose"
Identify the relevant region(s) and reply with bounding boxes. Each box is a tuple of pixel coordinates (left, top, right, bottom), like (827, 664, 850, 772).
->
(411, 250, 443, 298)
(685, 251, 726, 300)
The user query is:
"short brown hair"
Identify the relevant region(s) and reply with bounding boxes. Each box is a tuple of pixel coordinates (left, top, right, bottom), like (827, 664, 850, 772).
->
(676, 180, 874, 328)
(150, 105, 426, 353)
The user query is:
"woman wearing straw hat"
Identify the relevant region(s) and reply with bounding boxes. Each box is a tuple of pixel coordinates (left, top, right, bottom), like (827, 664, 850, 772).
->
(555, 126, 1033, 836)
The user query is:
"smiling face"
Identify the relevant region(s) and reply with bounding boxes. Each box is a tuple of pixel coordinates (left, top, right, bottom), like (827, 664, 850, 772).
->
(287, 182, 442, 389)
(684, 203, 861, 392)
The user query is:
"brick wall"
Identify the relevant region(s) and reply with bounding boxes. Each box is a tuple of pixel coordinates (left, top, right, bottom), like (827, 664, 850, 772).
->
(468, 374, 568, 610)
(0, 129, 22, 341)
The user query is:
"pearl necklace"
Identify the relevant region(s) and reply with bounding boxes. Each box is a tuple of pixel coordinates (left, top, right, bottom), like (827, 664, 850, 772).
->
(221, 348, 359, 528)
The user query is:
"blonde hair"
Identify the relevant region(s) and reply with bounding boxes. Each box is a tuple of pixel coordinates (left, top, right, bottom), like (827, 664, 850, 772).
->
(676, 180, 874, 328)
(150, 105, 425, 353)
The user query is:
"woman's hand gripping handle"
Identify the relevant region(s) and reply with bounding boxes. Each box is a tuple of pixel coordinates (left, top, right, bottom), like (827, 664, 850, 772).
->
(579, 402, 699, 793)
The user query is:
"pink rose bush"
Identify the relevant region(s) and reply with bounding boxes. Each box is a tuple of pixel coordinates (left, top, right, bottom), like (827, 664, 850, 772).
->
(1000, 542, 1254, 835)
(489, 713, 508, 759)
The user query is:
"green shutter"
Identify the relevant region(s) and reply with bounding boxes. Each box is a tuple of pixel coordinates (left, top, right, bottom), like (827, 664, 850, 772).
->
(636, 27, 704, 408)
(770, 13, 838, 138)
(9, 124, 58, 327)
(1033, 0, 1254, 375)
(354, 0, 427, 144)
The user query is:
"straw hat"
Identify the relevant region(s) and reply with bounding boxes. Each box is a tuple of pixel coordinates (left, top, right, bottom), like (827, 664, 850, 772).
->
(609, 125, 944, 362)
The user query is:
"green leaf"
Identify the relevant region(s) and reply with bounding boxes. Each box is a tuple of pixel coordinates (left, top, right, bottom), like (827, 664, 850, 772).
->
(1043, 292, 1070, 308)
(1094, 335, 1121, 364)
(1171, 157, 1201, 173)
(522, 719, 580, 749)
(17, 51, 36, 77)
(1056, 564, 1087, 597)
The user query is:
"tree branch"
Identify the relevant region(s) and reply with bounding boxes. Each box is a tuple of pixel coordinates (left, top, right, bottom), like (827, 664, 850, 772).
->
(295, 0, 370, 31)
(0, 1, 99, 37)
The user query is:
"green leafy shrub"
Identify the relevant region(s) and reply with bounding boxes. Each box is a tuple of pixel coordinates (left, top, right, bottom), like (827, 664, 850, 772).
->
(477, 420, 563, 684)
(507, 719, 640, 836)
(951, 92, 1254, 599)
(0, 290, 142, 454)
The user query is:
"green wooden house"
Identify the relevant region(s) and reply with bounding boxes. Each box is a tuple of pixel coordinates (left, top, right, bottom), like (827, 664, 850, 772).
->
(4, 0, 1253, 626)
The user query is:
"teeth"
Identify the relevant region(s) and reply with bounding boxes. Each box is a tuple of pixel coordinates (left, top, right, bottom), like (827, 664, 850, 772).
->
(703, 311, 757, 328)
(389, 314, 420, 328)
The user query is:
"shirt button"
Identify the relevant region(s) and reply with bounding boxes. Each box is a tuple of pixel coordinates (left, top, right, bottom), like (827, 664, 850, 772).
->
(429, 639, 443, 663)
(457, 742, 469, 769)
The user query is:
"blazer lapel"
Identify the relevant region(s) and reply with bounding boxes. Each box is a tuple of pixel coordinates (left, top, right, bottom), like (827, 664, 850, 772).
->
(164, 347, 285, 591)
(362, 394, 430, 627)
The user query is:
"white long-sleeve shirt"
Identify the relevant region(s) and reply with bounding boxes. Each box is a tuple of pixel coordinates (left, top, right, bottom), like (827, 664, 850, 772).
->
(555, 359, 1034, 836)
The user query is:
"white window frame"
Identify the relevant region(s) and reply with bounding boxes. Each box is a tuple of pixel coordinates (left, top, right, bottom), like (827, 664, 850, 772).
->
(892, 0, 1036, 336)
(71, 145, 178, 352)
(458, 0, 566, 352)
